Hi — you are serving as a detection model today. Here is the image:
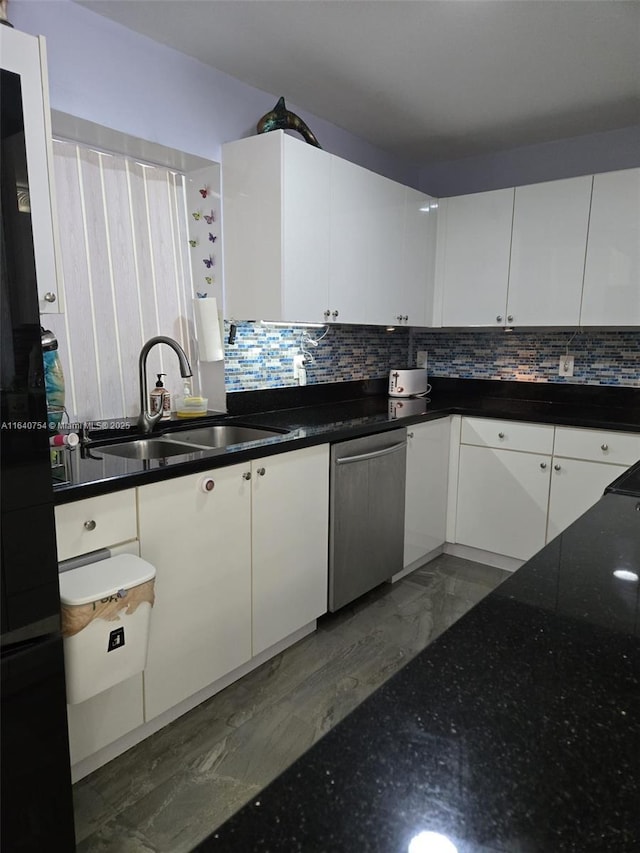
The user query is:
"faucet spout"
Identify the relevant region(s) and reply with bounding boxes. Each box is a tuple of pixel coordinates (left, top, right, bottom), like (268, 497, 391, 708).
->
(138, 336, 193, 434)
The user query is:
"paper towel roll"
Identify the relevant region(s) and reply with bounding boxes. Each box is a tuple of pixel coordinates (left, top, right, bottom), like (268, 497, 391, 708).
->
(193, 297, 224, 362)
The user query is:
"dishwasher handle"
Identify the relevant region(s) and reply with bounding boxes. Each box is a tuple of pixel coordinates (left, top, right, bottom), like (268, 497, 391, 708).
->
(335, 440, 407, 465)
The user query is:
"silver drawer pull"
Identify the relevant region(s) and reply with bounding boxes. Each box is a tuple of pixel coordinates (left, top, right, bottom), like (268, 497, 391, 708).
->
(498, 432, 505, 439)
(601, 444, 608, 451)
(336, 441, 406, 465)
(496, 315, 503, 323)
(257, 467, 266, 476)
(407, 432, 414, 439)
(83, 520, 96, 531)
(44, 291, 57, 303)
(554, 464, 562, 471)
(540, 462, 547, 470)
(242, 471, 252, 480)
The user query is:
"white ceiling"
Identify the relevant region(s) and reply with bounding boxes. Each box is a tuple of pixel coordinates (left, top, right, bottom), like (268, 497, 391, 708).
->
(75, 0, 640, 165)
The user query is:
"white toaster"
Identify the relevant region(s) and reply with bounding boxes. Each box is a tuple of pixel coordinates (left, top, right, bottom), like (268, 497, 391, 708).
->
(388, 368, 429, 398)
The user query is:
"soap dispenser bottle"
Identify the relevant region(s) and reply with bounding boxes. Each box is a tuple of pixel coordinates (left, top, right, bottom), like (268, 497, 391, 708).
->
(150, 373, 171, 419)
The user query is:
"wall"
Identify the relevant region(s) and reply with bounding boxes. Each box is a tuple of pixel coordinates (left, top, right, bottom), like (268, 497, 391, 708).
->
(224, 325, 640, 391)
(419, 125, 640, 197)
(11, 0, 418, 187)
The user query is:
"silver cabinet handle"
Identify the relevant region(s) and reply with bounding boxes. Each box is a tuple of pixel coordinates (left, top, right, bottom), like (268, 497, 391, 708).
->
(242, 472, 251, 480)
(540, 462, 547, 470)
(396, 315, 403, 322)
(601, 444, 608, 451)
(554, 464, 561, 471)
(84, 520, 96, 531)
(496, 315, 503, 323)
(498, 432, 505, 439)
(403, 315, 408, 322)
(331, 310, 339, 319)
(507, 314, 513, 322)
(257, 467, 266, 476)
(323, 309, 331, 318)
(407, 432, 414, 439)
(44, 292, 57, 303)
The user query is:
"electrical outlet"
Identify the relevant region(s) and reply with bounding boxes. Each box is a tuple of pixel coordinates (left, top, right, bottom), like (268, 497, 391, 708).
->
(559, 355, 574, 377)
(416, 350, 428, 369)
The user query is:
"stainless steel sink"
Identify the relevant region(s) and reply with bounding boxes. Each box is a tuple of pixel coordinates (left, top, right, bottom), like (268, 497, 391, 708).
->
(97, 438, 202, 460)
(96, 425, 287, 460)
(161, 425, 286, 448)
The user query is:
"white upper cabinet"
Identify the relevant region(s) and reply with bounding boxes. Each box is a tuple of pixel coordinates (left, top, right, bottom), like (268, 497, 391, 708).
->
(439, 188, 514, 326)
(1, 27, 63, 313)
(328, 155, 372, 324)
(223, 131, 437, 326)
(580, 168, 640, 326)
(507, 176, 592, 326)
(222, 131, 331, 323)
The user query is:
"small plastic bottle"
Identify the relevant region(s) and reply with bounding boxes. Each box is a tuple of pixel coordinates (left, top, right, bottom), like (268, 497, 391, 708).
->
(150, 374, 171, 419)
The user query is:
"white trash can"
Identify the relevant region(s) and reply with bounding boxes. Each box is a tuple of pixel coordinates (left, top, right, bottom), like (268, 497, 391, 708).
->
(59, 554, 156, 705)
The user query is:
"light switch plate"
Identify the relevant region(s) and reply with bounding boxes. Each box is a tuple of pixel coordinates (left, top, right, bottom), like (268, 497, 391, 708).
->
(559, 355, 574, 377)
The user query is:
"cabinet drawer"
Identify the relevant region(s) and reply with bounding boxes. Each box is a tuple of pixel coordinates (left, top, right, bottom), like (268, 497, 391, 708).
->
(55, 490, 137, 561)
(461, 417, 554, 454)
(554, 427, 640, 466)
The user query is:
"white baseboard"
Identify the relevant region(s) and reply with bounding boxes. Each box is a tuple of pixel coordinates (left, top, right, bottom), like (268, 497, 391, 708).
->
(443, 542, 523, 573)
(70, 620, 317, 783)
(392, 545, 445, 582)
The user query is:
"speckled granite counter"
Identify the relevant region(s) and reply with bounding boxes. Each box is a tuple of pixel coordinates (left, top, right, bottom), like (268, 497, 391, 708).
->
(195, 487, 640, 853)
(53, 378, 639, 503)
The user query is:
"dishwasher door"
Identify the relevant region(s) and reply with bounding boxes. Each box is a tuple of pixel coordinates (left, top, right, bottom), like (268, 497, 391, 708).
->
(329, 429, 407, 612)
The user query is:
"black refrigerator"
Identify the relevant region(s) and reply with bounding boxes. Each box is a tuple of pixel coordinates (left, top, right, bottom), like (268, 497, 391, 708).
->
(1, 50, 76, 852)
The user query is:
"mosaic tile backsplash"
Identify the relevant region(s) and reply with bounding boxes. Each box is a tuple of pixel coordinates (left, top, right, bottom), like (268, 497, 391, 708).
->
(224, 324, 639, 391)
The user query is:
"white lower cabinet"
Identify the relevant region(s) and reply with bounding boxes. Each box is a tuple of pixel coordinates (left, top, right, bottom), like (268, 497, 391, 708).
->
(546, 458, 627, 542)
(455, 443, 552, 561)
(251, 445, 329, 655)
(546, 426, 640, 541)
(139, 445, 330, 721)
(139, 463, 252, 721)
(404, 420, 450, 569)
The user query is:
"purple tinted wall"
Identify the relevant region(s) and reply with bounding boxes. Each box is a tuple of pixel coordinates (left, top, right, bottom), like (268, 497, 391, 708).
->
(419, 125, 640, 197)
(11, 0, 419, 186)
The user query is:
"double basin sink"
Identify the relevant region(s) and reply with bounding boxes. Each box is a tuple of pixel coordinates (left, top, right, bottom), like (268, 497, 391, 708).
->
(97, 425, 287, 461)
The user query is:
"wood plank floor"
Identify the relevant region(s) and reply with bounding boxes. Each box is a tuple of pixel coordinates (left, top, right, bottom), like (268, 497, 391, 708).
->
(73, 555, 509, 852)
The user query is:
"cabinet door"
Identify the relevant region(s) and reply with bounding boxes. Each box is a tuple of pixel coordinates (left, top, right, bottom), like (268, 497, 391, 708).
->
(139, 465, 251, 720)
(404, 420, 450, 569)
(366, 171, 407, 326)
(581, 168, 640, 326)
(456, 444, 551, 561)
(404, 189, 437, 327)
(282, 135, 331, 322)
(440, 188, 513, 326)
(547, 459, 628, 542)
(329, 156, 370, 323)
(507, 176, 592, 326)
(251, 445, 329, 655)
(0, 28, 61, 313)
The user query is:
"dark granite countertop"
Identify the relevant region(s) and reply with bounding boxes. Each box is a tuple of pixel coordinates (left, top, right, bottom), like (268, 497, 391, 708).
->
(196, 487, 640, 853)
(53, 378, 639, 503)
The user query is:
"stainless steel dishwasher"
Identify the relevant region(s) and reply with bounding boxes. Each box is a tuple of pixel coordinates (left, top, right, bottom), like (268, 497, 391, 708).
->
(329, 428, 407, 611)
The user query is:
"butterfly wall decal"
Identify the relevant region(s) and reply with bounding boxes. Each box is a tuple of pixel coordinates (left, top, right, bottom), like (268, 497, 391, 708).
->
(208, 233, 217, 243)
(203, 255, 215, 268)
(204, 210, 215, 225)
(192, 211, 201, 221)
(205, 276, 213, 284)
(199, 185, 210, 199)
(189, 238, 198, 248)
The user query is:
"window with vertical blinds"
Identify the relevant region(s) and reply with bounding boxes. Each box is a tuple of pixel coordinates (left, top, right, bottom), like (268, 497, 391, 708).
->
(50, 139, 194, 422)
